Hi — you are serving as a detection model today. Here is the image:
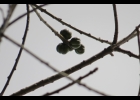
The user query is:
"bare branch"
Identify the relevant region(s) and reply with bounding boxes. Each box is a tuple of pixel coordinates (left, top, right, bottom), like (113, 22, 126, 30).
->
(0, 4, 30, 96)
(114, 47, 139, 59)
(136, 26, 140, 96)
(8, 4, 48, 28)
(0, 7, 5, 22)
(0, 4, 17, 42)
(42, 68, 98, 96)
(112, 4, 119, 44)
(136, 27, 140, 61)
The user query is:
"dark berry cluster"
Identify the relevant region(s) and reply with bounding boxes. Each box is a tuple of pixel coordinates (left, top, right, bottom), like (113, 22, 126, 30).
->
(56, 29, 85, 55)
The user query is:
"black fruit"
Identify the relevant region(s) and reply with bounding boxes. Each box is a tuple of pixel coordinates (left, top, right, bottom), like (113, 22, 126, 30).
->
(60, 29, 72, 40)
(56, 43, 69, 54)
(75, 44, 85, 54)
(69, 37, 81, 49)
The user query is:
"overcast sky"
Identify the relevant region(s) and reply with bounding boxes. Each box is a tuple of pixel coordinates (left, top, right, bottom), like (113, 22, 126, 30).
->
(0, 4, 140, 96)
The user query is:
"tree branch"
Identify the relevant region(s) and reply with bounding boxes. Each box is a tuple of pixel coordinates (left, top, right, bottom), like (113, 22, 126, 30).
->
(114, 47, 139, 59)
(42, 68, 98, 96)
(136, 26, 140, 96)
(0, 7, 5, 22)
(136, 27, 140, 61)
(112, 4, 119, 44)
(7, 4, 48, 28)
(0, 4, 30, 96)
(0, 4, 17, 42)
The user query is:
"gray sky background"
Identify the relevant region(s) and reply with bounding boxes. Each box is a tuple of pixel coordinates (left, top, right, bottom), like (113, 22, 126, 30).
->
(0, 4, 140, 96)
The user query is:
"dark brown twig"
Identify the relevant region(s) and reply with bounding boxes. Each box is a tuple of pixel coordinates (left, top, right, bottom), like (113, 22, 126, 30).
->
(0, 4, 17, 42)
(0, 4, 30, 96)
(112, 4, 119, 44)
(114, 47, 139, 59)
(0, 7, 5, 22)
(42, 68, 98, 96)
(136, 26, 140, 96)
(136, 27, 140, 61)
(7, 4, 48, 28)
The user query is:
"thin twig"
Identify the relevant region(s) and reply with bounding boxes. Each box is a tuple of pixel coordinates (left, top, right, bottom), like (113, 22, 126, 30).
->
(42, 68, 98, 96)
(0, 4, 17, 42)
(114, 47, 139, 59)
(0, 7, 5, 22)
(0, 4, 30, 96)
(112, 4, 119, 44)
(31, 4, 139, 59)
(136, 26, 140, 96)
(8, 4, 48, 28)
(136, 27, 140, 61)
